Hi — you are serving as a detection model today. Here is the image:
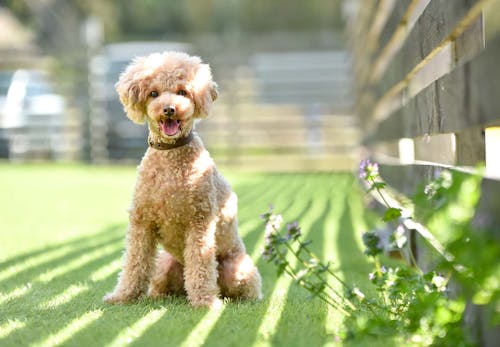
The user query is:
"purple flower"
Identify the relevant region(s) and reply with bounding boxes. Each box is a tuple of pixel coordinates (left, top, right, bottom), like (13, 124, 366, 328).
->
(260, 204, 275, 220)
(265, 214, 283, 238)
(261, 243, 275, 261)
(359, 159, 379, 180)
(286, 221, 302, 241)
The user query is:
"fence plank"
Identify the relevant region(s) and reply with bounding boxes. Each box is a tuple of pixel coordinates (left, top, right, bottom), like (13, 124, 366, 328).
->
(375, 0, 412, 56)
(368, 32, 500, 142)
(375, 0, 481, 100)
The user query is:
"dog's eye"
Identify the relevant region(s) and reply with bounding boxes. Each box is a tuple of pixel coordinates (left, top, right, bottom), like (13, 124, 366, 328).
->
(177, 89, 187, 97)
(150, 91, 159, 98)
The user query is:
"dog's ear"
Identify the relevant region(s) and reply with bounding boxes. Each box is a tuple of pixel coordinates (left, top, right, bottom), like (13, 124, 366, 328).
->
(115, 58, 149, 124)
(191, 63, 218, 119)
(210, 82, 219, 102)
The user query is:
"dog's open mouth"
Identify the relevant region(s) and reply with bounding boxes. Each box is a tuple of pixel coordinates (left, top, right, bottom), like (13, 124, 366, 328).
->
(159, 119, 181, 136)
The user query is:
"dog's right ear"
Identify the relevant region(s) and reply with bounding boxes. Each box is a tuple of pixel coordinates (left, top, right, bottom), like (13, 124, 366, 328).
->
(115, 59, 148, 124)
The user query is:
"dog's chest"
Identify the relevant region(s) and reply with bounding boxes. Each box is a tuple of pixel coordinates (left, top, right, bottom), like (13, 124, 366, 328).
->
(137, 169, 196, 221)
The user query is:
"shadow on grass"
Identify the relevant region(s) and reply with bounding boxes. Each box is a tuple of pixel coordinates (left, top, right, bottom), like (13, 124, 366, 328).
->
(0, 224, 128, 345)
(0, 227, 123, 273)
(0, 234, 124, 294)
(336, 197, 373, 287)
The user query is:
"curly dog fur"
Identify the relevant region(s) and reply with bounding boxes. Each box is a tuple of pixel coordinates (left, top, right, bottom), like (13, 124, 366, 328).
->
(104, 52, 262, 308)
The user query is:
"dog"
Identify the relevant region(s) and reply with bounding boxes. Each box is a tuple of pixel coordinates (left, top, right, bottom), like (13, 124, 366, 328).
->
(104, 52, 262, 308)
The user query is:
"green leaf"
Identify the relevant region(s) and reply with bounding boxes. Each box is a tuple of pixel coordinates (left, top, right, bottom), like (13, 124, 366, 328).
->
(382, 207, 402, 222)
(368, 182, 386, 192)
(276, 261, 288, 276)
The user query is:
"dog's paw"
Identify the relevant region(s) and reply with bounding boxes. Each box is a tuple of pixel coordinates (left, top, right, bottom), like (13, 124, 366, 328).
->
(147, 289, 167, 300)
(103, 291, 139, 304)
(190, 296, 223, 310)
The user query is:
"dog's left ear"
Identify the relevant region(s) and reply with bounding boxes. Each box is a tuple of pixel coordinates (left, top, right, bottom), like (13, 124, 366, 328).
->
(192, 63, 218, 118)
(210, 82, 219, 102)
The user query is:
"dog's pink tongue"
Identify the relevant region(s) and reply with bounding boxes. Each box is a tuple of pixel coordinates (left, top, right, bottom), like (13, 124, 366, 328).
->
(161, 119, 180, 136)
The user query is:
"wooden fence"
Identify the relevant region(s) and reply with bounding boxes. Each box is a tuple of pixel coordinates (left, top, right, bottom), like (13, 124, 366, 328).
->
(346, 0, 500, 345)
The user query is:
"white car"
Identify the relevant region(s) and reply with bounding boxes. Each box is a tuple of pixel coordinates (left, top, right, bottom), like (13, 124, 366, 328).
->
(0, 69, 66, 159)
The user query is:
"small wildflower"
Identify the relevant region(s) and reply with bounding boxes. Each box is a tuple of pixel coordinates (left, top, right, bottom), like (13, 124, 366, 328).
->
(259, 204, 275, 220)
(286, 221, 302, 241)
(351, 287, 365, 300)
(391, 224, 408, 249)
(431, 273, 447, 292)
(359, 159, 379, 180)
(440, 170, 453, 188)
(261, 243, 275, 261)
(264, 214, 283, 238)
(424, 183, 435, 197)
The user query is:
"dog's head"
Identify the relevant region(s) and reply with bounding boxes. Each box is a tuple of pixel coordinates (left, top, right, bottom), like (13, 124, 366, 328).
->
(116, 51, 218, 141)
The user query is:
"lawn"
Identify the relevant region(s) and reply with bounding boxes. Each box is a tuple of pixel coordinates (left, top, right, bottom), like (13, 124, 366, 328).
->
(0, 163, 380, 347)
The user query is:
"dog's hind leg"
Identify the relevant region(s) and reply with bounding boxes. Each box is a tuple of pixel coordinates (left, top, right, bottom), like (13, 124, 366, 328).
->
(218, 252, 262, 300)
(149, 250, 185, 298)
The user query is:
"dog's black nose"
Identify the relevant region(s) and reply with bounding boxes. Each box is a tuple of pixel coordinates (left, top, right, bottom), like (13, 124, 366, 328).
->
(163, 105, 176, 116)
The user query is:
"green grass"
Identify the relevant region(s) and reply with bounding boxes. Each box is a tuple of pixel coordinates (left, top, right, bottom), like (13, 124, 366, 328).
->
(0, 163, 380, 347)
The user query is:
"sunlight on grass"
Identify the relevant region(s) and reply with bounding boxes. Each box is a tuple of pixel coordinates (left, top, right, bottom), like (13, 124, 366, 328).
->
(0, 243, 83, 282)
(107, 308, 167, 347)
(36, 241, 122, 283)
(179, 306, 226, 347)
(0, 230, 121, 284)
(347, 197, 370, 243)
(323, 194, 347, 346)
(0, 285, 31, 305)
(89, 259, 122, 282)
(32, 310, 103, 347)
(256, 190, 326, 346)
(0, 319, 25, 339)
(37, 284, 89, 310)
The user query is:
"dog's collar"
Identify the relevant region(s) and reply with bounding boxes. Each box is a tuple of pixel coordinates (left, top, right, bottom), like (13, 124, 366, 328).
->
(148, 132, 194, 150)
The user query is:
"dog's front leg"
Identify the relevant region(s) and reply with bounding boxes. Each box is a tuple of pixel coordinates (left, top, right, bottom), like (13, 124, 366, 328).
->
(104, 221, 156, 304)
(183, 218, 222, 308)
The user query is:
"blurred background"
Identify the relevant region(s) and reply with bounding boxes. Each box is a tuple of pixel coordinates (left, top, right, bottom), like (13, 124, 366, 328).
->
(0, 0, 360, 171)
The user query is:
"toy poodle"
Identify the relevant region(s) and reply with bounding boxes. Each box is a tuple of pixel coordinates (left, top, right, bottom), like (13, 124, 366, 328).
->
(104, 52, 262, 308)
